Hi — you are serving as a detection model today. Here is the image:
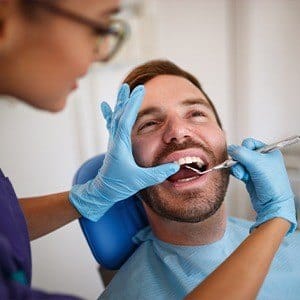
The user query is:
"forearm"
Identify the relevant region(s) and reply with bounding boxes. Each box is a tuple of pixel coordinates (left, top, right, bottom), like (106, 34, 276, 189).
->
(19, 192, 81, 241)
(185, 218, 290, 300)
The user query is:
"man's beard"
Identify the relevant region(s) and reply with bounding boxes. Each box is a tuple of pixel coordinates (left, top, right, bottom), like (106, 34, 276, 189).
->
(138, 139, 230, 223)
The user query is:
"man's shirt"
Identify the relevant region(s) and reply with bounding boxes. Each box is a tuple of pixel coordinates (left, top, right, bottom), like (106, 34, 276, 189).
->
(99, 217, 300, 300)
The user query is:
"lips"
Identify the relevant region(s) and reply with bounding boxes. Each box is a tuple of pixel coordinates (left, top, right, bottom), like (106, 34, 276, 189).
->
(162, 150, 209, 165)
(158, 149, 211, 183)
(71, 82, 78, 90)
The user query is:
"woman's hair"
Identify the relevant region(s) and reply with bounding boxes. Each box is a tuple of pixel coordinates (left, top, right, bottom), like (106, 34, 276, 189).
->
(123, 59, 222, 128)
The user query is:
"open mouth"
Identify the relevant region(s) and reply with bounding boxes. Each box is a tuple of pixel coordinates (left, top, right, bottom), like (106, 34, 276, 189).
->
(168, 156, 208, 183)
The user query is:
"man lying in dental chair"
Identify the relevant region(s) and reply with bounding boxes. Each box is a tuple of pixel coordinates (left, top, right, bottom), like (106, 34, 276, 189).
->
(99, 60, 300, 300)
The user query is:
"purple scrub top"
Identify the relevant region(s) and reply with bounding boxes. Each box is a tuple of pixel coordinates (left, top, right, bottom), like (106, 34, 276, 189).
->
(0, 169, 82, 299)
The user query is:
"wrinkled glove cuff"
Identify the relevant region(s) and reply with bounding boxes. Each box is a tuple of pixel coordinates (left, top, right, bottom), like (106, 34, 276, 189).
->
(250, 197, 297, 236)
(69, 180, 114, 222)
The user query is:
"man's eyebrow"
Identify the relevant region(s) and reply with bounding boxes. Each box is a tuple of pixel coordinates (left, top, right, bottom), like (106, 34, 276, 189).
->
(136, 98, 213, 120)
(136, 107, 162, 121)
(181, 98, 212, 109)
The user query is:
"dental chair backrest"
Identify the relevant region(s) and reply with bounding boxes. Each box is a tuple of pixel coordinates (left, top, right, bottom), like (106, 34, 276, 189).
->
(73, 154, 148, 272)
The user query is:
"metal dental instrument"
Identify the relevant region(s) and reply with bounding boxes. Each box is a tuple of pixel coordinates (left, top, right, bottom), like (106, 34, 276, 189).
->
(184, 135, 300, 175)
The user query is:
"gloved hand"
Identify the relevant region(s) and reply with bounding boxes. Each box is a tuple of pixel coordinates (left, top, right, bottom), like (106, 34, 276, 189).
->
(228, 137, 297, 235)
(69, 84, 179, 221)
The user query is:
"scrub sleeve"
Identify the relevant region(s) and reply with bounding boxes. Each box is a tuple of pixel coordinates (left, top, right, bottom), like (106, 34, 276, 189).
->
(0, 169, 82, 299)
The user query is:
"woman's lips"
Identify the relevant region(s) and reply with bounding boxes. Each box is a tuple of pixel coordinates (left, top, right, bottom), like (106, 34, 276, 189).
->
(71, 82, 78, 91)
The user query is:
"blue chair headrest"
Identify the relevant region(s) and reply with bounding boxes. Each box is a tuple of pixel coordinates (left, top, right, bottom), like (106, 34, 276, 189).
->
(73, 154, 148, 270)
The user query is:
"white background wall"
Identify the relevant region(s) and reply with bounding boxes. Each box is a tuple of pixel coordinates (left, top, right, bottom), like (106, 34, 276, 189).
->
(0, 1, 299, 299)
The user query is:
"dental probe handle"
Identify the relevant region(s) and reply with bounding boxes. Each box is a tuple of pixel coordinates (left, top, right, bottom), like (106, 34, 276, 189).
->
(222, 135, 300, 169)
(256, 135, 300, 153)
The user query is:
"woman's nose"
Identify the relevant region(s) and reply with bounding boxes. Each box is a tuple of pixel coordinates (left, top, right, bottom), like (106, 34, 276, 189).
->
(162, 117, 192, 144)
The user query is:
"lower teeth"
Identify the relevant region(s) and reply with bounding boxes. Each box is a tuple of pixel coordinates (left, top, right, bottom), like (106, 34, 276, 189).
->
(177, 176, 199, 183)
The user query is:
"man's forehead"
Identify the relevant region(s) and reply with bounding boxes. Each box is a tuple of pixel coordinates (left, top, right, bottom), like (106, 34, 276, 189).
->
(140, 75, 212, 112)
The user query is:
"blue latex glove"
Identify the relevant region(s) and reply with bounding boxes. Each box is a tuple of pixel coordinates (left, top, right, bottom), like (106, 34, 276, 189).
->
(228, 138, 297, 235)
(70, 84, 179, 221)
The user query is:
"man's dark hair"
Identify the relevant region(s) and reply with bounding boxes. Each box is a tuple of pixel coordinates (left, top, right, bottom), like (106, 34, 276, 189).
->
(123, 59, 222, 128)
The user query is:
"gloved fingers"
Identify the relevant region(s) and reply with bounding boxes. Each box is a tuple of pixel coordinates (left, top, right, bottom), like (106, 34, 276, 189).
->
(142, 162, 180, 186)
(230, 163, 250, 182)
(241, 138, 266, 150)
(233, 138, 284, 166)
(100, 101, 113, 130)
(115, 83, 130, 111)
(103, 84, 130, 134)
(228, 144, 262, 171)
(119, 85, 145, 134)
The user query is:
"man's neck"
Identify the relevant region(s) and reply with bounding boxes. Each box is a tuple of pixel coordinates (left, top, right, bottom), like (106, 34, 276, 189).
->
(144, 203, 227, 246)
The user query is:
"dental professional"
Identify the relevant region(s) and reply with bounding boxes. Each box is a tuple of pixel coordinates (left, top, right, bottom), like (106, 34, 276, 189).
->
(0, 1, 178, 299)
(0, 1, 296, 300)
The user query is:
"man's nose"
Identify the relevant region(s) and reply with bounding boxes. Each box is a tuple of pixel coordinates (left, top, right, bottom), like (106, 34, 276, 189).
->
(162, 117, 192, 144)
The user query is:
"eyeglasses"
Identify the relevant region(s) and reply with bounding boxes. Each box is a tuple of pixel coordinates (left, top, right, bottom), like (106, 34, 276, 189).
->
(28, 0, 130, 62)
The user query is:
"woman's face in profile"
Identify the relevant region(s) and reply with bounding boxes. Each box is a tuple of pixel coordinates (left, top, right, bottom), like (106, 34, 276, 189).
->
(1, 0, 120, 112)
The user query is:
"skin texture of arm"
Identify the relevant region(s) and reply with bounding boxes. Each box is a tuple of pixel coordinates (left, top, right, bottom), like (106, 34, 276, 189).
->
(19, 192, 81, 240)
(185, 218, 290, 300)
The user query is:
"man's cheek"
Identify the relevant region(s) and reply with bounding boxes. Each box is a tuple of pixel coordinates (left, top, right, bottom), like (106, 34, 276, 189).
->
(208, 127, 226, 149)
(131, 140, 152, 167)
(204, 128, 227, 160)
(216, 139, 228, 162)
(131, 140, 142, 165)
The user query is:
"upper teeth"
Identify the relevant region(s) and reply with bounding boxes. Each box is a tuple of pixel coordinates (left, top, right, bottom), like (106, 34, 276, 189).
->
(175, 156, 205, 168)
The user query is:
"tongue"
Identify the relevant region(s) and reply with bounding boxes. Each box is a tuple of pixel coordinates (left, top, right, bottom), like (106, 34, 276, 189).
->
(168, 166, 200, 182)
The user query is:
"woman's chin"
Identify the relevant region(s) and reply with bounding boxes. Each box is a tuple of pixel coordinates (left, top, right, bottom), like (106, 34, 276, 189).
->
(32, 97, 67, 113)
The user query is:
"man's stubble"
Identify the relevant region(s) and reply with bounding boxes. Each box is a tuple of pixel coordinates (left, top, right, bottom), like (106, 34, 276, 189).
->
(138, 140, 230, 223)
